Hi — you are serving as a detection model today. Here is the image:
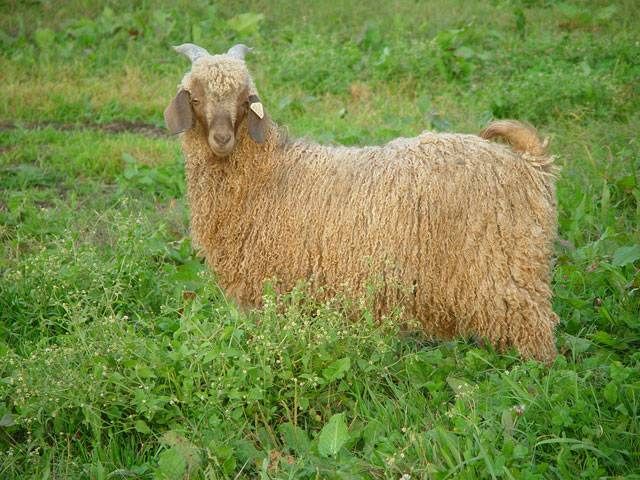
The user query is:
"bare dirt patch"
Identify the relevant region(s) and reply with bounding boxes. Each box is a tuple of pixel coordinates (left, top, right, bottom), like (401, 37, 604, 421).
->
(0, 120, 167, 138)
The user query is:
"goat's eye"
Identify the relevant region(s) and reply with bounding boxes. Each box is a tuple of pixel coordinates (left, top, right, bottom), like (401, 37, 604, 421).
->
(191, 98, 200, 105)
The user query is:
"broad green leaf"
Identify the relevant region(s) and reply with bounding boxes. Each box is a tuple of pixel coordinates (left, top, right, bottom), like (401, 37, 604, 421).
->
(513, 443, 528, 459)
(156, 448, 186, 480)
(161, 431, 201, 474)
(564, 334, 592, 354)
(207, 442, 236, 475)
(279, 422, 310, 453)
(611, 245, 640, 267)
(0, 413, 15, 427)
(136, 364, 155, 378)
(609, 362, 631, 383)
(322, 357, 351, 382)
(134, 419, 151, 434)
(603, 382, 618, 404)
(235, 439, 259, 464)
(318, 413, 350, 457)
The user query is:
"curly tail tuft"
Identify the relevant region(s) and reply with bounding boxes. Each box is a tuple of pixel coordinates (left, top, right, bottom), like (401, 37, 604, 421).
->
(480, 120, 549, 157)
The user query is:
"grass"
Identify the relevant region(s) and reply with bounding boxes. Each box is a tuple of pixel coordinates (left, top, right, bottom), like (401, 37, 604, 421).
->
(1, 0, 639, 478)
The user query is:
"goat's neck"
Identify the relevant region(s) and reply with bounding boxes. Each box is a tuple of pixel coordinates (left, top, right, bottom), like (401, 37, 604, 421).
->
(181, 121, 280, 250)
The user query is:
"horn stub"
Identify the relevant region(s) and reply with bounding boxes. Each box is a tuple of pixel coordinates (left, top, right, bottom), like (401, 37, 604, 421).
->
(173, 43, 211, 62)
(227, 44, 253, 60)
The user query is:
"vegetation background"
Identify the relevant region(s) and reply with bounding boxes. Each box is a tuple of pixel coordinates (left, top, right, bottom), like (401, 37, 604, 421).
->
(0, 0, 638, 478)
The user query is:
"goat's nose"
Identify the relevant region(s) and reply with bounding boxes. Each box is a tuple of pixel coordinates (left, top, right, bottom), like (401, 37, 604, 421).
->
(214, 133, 231, 145)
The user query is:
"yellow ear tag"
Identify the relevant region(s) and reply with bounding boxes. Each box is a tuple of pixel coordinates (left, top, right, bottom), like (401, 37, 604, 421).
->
(250, 102, 264, 119)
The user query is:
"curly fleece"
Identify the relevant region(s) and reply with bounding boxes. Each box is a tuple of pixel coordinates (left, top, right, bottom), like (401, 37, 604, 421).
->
(176, 56, 559, 363)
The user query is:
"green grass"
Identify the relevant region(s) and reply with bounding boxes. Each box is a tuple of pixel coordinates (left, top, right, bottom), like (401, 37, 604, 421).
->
(1, 1, 639, 478)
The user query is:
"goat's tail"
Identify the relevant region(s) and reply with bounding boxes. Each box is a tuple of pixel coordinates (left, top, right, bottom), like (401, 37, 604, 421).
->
(480, 120, 549, 157)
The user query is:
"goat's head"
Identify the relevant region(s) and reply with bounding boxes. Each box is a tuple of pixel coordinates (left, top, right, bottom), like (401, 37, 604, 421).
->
(164, 43, 267, 158)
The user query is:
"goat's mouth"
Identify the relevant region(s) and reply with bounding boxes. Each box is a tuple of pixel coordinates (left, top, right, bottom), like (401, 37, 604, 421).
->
(208, 140, 235, 158)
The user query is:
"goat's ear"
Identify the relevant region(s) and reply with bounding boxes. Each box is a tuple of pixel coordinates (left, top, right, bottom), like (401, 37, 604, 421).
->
(247, 95, 267, 144)
(164, 90, 193, 135)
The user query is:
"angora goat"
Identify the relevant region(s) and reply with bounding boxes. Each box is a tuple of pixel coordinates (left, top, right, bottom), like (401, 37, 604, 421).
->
(164, 43, 559, 362)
